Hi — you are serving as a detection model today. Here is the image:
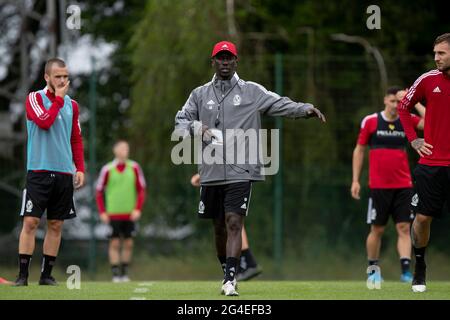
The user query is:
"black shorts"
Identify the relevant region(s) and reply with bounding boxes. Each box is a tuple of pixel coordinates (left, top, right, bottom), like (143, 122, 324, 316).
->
(19, 171, 76, 220)
(412, 164, 450, 218)
(109, 220, 136, 239)
(367, 188, 414, 226)
(198, 181, 252, 219)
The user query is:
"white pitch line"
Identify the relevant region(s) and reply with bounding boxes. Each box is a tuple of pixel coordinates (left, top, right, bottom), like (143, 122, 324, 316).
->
(138, 282, 154, 287)
(129, 282, 152, 300)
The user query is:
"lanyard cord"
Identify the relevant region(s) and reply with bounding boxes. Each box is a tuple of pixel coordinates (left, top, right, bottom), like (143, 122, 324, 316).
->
(209, 78, 247, 173)
(212, 79, 239, 127)
(212, 77, 239, 106)
(201, 140, 250, 174)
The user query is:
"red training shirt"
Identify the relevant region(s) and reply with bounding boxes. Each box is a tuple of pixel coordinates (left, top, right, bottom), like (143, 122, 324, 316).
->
(398, 69, 450, 166)
(357, 111, 420, 189)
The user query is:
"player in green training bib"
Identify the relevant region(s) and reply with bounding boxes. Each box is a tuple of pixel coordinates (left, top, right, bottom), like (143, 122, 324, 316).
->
(96, 140, 147, 282)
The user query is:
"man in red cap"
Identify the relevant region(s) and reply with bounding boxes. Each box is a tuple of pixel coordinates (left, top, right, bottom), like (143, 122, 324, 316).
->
(211, 41, 238, 58)
(175, 40, 325, 296)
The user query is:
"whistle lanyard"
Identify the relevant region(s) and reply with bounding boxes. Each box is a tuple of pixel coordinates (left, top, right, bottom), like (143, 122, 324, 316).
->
(212, 79, 239, 127)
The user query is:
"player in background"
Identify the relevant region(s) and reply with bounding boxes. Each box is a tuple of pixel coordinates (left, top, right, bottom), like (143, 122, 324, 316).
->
(398, 33, 450, 293)
(190, 173, 262, 281)
(15, 58, 85, 286)
(96, 140, 146, 282)
(351, 86, 424, 284)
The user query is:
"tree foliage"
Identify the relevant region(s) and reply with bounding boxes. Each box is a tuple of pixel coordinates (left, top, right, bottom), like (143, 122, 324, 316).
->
(126, 0, 450, 252)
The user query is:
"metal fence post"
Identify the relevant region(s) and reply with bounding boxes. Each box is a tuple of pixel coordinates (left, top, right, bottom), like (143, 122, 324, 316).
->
(88, 56, 97, 277)
(273, 53, 283, 276)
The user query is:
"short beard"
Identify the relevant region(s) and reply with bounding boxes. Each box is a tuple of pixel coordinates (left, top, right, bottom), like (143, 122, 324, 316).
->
(437, 64, 450, 73)
(47, 82, 56, 92)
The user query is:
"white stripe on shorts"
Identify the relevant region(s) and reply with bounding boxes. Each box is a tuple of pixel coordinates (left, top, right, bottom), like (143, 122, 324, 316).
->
(245, 184, 252, 216)
(19, 189, 27, 216)
(366, 197, 373, 224)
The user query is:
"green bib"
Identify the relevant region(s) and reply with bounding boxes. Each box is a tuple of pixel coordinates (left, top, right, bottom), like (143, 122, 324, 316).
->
(105, 161, 137, 214)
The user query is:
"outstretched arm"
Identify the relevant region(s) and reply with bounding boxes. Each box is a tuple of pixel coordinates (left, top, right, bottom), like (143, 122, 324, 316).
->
(252, 82, 326, 122)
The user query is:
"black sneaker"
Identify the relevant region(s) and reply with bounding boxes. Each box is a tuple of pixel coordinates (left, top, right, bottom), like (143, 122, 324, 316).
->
(14, 275, 28, 286)
(412, 264, 426, 293)
(39, 276, 58, 286)
(236, 266, 263, 281)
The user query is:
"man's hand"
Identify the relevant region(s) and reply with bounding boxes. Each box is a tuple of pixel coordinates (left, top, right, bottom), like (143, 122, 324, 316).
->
(305, 106, 326, 122)
(55, 80, 70, 98)
(202, 125, 217, 143)
(99, 213, 110, 224)
(130, 209, 142, 222)
(74, 171, 85, 189)
(191, 174, 200, 187)
(411, 138, 433, 157)
(350, 181, 361, 200)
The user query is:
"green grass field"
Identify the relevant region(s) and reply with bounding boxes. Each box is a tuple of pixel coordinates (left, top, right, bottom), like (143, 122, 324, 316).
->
(1, 281, 450, 300)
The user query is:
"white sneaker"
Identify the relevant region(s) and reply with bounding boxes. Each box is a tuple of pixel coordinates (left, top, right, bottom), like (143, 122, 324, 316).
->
(221, 278, 238, 291)
(112, 276, 122, 283)
(221, 279, 239, 296)
(121, 275, 130, 282)
(412, 284, 427, 293)
(412, 268, 426, 293)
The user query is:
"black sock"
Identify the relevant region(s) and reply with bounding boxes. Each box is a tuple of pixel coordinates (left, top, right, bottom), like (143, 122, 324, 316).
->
(218, 256, 226, 275)
(18, 254, 32, 277)
(368, 259, 379, 266)
(224, 257, 238, 282)
(400, 258, 411, 274)
(413, 247, 426, 266)
(240, 249, 257, 271)
(41, 255, 56, 278)
(111, 264, 121, 277)
(121, 263, 129, 276)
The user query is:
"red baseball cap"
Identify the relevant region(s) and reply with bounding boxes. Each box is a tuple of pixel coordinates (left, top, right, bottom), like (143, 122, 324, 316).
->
(211, 41, 238, 58)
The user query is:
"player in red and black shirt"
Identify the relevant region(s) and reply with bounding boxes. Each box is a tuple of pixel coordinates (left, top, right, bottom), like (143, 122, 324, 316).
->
(351, 86, 424, 284)
(398, 33, 450, 293)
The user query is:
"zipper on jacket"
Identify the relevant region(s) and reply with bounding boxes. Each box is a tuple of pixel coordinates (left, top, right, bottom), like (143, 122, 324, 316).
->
(222, 101, 227, 181)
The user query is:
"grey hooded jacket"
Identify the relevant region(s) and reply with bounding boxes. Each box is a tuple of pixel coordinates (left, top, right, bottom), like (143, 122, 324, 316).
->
(174, 73, 315, 184)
